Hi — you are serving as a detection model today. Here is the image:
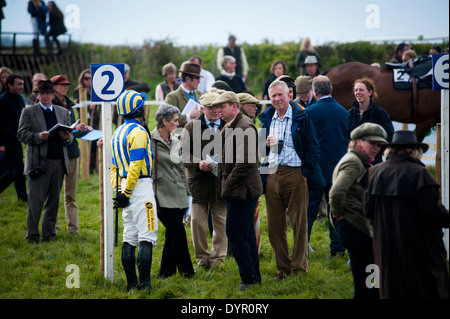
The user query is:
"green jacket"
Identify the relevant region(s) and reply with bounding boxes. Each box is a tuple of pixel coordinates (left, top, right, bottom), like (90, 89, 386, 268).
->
(151, 128, 190, 209)
(164, 86, 203, 127)
(329, 148, 373, 237)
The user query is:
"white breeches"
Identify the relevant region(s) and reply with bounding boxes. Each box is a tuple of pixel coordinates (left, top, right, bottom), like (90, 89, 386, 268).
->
(121, 178, 158, 247)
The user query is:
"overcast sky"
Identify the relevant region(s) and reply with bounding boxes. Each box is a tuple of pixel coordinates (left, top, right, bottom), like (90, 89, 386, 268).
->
(2, 0, 449, 46)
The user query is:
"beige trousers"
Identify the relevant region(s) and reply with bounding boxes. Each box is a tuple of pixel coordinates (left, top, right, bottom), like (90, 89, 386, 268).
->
(266, 166, 309, 275)
(63, 157, 80, 233)
(190, 201, 227, 268)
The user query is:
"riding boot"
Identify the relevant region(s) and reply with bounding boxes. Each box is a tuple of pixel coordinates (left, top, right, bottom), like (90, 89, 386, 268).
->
(137, 241, 153, 290)
(121, 242, 138, 291)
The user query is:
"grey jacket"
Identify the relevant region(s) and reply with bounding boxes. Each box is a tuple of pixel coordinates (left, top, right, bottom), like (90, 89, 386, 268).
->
(17, 104, 72, 175)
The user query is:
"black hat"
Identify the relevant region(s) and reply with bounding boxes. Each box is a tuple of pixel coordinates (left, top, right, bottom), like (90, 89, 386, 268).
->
(383, 130, 429, 152)
(34, 80, 55, 93)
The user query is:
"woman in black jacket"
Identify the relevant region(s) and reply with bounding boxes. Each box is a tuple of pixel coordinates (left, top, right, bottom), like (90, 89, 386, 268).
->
(45, 1, 67, 55)
(348, 77, 394, 164)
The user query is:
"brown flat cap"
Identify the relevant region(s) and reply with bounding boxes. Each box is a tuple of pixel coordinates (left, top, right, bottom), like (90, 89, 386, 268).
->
(295, 76, 313, 95)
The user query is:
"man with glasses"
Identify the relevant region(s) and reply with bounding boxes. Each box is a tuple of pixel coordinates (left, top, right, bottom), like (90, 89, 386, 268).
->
(17, 80, 73, 243)
(165, 61, 204, 127)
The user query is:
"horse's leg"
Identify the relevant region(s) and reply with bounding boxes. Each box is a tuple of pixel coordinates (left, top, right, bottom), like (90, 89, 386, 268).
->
(414, 119, 434, 142)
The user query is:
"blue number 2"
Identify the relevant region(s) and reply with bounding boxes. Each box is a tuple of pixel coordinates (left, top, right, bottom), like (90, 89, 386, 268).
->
(101, 70, 115, 95)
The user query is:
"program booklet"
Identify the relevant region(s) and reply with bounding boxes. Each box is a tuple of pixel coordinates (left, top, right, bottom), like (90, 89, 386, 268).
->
(206, 154, 219, 176)
(48, 119, 79, 135)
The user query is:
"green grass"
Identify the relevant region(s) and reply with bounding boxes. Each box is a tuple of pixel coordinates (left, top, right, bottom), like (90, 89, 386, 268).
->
(0, 172, 354, 299)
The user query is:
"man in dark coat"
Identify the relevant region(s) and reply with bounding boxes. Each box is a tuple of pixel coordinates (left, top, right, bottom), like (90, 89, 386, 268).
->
(306, 75, 349, 255)
(360, 130, 449, 299)
(0, 74, 27, 201)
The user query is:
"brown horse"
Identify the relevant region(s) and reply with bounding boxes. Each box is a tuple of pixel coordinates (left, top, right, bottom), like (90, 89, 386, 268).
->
(322, 62, 441, 141)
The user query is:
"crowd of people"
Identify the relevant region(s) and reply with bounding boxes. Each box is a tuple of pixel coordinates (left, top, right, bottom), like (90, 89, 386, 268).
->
(0, 36, 449, 298)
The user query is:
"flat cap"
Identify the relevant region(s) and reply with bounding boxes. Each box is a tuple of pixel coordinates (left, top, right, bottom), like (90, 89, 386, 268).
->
(199, 92, 220, 107)
(211, 91, 239, 106)
(295, 76, 313, 95)
(237, 93, 260, 105)
(350, 123, 387, 143)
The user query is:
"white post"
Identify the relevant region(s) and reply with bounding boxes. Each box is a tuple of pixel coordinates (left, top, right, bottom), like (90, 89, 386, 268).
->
(102, 102, 115, 280)
(441, 89, 449, 259)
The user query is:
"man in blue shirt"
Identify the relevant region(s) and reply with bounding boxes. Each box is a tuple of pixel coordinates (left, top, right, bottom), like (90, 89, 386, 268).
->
(259, 80, 321, 280)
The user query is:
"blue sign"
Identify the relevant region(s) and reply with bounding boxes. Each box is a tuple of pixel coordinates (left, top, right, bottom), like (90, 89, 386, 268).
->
(90, 64, 125, 102)
(432, 53, 449, 90)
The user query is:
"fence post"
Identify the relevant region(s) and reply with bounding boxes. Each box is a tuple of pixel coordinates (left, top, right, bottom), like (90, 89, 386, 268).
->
(79, 88, 90, 181)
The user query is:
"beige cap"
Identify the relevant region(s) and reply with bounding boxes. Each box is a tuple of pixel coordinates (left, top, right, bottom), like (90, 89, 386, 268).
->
(211, 91, 239, 106)
(199, 92, 220, 107)
(237, 93, 260, 105)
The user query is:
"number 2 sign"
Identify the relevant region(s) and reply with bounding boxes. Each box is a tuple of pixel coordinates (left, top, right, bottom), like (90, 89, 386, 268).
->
(90, 64, 125, 102)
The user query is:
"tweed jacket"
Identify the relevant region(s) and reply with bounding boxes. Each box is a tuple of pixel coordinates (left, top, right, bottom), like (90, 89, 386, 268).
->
(218, 112, 263, 201)
(329, 148, 373, 237)
(181, 113, 225, 203)
(164, 85, 203, 127)
(17, 103, 73, 175)
(151, 127, 190, 209)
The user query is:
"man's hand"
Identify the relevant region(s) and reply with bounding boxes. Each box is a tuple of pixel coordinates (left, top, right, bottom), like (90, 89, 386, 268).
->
(40, 131, 50, 141)
(190, 108, 202, 119)
(58, 130, 71, 142)
(113, 192, 130, 208)
(198, 160, 212, 172)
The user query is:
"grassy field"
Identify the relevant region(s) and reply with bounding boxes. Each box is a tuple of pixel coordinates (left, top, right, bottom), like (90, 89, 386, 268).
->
(0, 171, 355, 300)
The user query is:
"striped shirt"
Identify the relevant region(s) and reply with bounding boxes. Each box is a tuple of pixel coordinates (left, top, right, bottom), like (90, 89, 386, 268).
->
(268, 105, 302, 167)
(111, 119, 153, 197)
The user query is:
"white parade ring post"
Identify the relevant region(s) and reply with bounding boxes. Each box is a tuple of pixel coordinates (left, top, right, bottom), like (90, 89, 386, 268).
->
(102, 101, 115, 281)
(91, 63, 125, 282)
(441, 89, 449, 259)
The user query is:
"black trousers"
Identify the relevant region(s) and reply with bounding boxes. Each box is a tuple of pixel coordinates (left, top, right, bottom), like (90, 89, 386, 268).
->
(4, 142, 27, 200)
(157, 207, 194, 277)
(335, 218, 379, 299)
(226, 198, 261, 285)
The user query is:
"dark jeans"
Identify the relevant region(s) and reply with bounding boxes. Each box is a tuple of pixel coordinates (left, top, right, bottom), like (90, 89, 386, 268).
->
(308, 184, 345, 254)
(157, 207, 194, 277)
(226, 198, 261, 285)
(335, 218, 379, 299)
